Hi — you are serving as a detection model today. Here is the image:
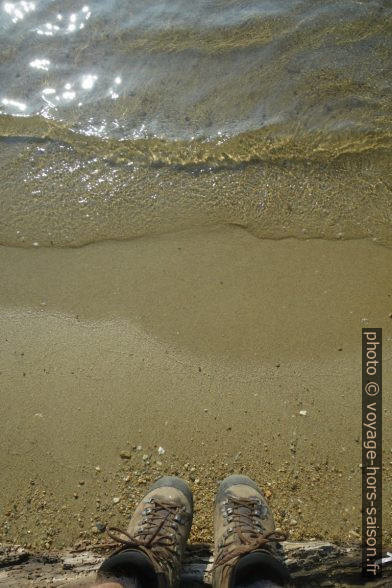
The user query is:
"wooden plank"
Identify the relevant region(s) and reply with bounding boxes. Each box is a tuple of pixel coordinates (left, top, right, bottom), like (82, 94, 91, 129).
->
(0, 542, 391, 587)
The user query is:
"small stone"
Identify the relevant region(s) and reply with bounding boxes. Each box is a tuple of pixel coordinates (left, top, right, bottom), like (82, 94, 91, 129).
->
(78, 480, 85, 486)
(112, 497, 120, 504)
(157, 446, 165, 455)
(290, 519, 298, 526)
(95, 521, 106, 533)
(142, 454, 149, 461)
(95, 466, 101, 472)
(299, 410, 307, 416)
(120, 450, 132, 459)
(136, 445, 142, 451)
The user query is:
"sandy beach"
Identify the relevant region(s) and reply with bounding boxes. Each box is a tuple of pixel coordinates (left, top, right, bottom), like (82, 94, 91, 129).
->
(0, 225, 391, 550)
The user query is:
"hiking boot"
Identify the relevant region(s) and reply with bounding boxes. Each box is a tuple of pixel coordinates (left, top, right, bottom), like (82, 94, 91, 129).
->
(212, 475, 290, 587)
(97, 476, 193, 588)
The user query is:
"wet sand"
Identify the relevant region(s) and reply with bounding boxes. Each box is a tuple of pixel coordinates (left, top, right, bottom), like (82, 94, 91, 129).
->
(0, 225, 391, 550)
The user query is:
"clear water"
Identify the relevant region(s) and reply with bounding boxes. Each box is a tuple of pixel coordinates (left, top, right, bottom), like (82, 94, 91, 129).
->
(0, 0, 391, 246)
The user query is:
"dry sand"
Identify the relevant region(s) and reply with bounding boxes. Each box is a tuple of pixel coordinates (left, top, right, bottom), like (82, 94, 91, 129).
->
(0, 225, 391, 550)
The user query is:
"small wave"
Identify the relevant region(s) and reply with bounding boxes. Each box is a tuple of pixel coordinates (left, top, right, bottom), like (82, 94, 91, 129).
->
(1, 114, 392, 170)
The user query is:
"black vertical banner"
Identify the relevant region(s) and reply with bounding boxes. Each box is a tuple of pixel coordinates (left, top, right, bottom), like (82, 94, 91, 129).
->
(362, 328, 382, 579)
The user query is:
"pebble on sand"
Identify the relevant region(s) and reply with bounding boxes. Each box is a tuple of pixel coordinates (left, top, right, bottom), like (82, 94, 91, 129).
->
(158, 446, 165, 455)
(112, 497, 120, 504)
(120, 450, 132, 459)
(299, 410, 307, 416)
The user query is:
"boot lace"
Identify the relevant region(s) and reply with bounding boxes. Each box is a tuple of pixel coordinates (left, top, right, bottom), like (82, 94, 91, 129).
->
(212, 495, 287, 569)
(107, 499, 189, 575)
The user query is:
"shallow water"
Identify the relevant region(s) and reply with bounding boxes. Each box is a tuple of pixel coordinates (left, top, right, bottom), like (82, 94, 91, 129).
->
(1, 0, 392, 246)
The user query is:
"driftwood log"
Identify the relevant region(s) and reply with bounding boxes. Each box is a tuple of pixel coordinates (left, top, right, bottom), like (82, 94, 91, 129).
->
(0, 541, 391, 587)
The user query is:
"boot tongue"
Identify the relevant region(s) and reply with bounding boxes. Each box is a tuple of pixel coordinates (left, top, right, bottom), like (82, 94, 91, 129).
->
(233, 505, 257, 534)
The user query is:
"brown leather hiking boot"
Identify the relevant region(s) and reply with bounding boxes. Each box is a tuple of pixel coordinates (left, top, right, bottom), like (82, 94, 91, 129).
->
(212, 475, 290, 587)
(97, 476, 193, 588)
